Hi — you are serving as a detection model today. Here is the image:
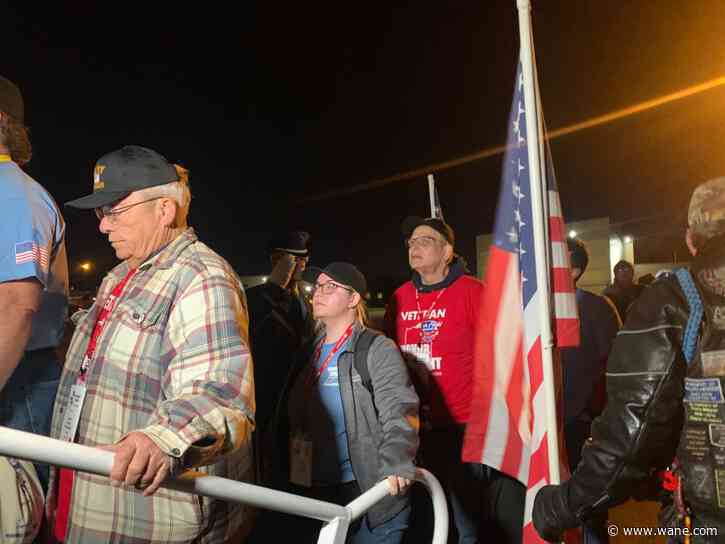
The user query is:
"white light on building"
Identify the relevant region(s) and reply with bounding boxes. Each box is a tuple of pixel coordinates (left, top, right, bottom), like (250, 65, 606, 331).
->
(569, 230, 577, 238)
(609, 237, 623, 275)
(623, 236, 632, 244)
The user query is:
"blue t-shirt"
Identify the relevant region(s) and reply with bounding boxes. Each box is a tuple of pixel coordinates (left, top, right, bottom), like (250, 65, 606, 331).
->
(310, 341, 355, 485)
(0, 159, 68, 350)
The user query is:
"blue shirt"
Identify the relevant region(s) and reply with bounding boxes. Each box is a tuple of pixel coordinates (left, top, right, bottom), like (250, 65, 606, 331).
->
(310, 341, 354, 485)
(0, 159, 68, 350)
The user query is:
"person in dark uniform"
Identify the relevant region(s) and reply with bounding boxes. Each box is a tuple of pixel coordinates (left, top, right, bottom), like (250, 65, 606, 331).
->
(247, 231, 315, 435)
(561, 238, 620, 543)
(603, 260, 644, 322)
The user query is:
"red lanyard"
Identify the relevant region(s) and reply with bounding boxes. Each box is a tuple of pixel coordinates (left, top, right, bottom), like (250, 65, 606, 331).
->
(306, 324, 354, 387)
(415, 287, 446, 323)
(80, 268, 136, 379)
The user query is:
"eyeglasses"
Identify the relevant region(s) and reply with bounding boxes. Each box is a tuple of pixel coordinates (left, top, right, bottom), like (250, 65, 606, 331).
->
(406, 236, 443, 249)
(95, 197, 163, 222)
(312, 281, 353, 296)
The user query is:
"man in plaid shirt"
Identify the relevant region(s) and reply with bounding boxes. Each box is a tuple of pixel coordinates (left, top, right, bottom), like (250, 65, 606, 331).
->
(49, 146, 255, 543)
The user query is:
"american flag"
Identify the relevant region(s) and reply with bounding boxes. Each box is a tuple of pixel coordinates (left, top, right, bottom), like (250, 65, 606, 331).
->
(462, 61, 579, 543)
(427, 174, 445, 221)
(15, 241, 49, 269)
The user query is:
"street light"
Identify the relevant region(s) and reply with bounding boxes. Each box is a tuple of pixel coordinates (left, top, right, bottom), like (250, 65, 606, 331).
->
(568, 230, 577, 238)
(80, 262, 92, 272)
(623, 236, 632, 244)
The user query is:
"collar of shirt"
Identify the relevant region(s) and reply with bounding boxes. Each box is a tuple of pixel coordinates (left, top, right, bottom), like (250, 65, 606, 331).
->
(104, 228, 198, 284)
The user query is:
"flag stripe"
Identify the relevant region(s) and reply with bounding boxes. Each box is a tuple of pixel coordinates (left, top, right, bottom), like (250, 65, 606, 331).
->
(547, 190, 562, 218)
(554, 291, 578, 318)
(15, 242, 49, 268)
(500, 346, 527, 476)
(548, 216, 566, 244)
(552, 268, 576, 295)
(551, 241, 568, 268)
(463, 246, 515, 465)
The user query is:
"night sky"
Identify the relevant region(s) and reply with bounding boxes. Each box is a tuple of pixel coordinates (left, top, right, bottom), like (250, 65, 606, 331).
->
(5, 1, 725, 294)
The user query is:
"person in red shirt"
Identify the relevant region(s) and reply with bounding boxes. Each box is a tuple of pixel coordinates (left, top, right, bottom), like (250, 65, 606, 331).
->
(386, 216, 525, 543)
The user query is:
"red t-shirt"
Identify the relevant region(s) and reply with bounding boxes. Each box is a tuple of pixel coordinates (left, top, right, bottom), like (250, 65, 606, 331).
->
(385, 274, 484, 427)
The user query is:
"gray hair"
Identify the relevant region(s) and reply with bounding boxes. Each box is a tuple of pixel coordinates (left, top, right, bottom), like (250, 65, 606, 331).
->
(137, 165, 191, 225)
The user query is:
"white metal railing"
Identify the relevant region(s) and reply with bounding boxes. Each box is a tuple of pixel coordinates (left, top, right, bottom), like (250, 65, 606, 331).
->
(0, 426, 448, 543)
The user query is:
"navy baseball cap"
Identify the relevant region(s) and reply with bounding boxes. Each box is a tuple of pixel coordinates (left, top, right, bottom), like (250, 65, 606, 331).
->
(402, 216, 455, 246)
(65, 145, 180, 209)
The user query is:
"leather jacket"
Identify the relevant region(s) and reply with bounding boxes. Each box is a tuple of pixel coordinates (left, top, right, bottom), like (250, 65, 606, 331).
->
(533, 273, 725, 542)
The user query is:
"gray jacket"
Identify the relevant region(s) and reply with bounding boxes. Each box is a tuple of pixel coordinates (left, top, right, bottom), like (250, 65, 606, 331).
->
(271, 324, 420, 528)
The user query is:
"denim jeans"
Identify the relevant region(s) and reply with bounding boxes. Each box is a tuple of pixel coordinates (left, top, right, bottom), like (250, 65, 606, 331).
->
(351, 504, 411, 544)
(0, 348, 61, 492)
(416, 426, 525, 544)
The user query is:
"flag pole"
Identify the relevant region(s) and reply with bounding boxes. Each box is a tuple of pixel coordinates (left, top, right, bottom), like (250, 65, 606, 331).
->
(428, 174, 436, 218)
(515, 0, 561, 486)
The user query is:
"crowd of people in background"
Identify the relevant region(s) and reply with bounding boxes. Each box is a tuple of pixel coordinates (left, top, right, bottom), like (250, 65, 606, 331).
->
(2, 70, 724, 544)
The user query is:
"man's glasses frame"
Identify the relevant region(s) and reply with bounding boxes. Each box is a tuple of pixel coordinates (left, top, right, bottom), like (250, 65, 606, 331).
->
(95, 197, 164, 222)
(406, 235, 444, 249)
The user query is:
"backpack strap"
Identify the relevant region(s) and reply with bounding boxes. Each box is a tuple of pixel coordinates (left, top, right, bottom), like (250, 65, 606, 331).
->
(354, 329, 380, 395)
(674, 268, 704, 366)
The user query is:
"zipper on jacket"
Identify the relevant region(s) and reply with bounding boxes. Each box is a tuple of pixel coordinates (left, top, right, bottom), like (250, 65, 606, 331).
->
(606, 371, 668, 378)
(338, 350, 362, 486)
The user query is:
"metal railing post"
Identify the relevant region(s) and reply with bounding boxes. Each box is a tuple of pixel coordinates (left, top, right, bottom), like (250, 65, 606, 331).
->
(0, 426, 448, 543)
(316, 515, 351, 544)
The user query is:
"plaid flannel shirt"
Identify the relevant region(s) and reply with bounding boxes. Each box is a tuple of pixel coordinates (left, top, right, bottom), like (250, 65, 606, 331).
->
(47, 228, 255, 543)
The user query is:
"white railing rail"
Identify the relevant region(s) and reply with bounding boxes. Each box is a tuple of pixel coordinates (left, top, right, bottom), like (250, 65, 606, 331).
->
(0, 426, 448, 543)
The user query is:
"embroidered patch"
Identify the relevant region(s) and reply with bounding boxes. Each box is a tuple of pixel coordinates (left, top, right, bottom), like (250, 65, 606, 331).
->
(15, 241, 48, 268)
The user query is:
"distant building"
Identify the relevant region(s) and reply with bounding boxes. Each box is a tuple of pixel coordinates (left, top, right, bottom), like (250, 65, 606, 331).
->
(476, 217, 683, 295)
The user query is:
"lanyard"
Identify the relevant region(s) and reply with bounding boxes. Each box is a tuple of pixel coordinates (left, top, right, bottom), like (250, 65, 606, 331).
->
(415, 287, 446, 323)
(415, 288, 446, 346)
(306, 324, 354, 388)
(79, 268, 136, 379)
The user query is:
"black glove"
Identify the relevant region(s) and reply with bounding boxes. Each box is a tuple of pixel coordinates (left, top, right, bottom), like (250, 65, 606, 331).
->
(532, 484, 579, 542)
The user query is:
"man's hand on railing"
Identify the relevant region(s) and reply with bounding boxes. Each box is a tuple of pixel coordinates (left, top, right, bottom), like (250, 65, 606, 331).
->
(385, 475, 412, 496)
(100, 431, 172, 496)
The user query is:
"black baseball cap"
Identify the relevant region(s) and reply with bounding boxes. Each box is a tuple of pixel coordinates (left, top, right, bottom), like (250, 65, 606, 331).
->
(304, 262, 367, 296)
(401, 216, 455, 246)
(267, 231, 311, 256)
(0, 76, 24, 123)
(65, 145, 180, 209)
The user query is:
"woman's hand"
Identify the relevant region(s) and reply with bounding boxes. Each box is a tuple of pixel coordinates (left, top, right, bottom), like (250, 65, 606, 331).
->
(386, 475, 413, 496)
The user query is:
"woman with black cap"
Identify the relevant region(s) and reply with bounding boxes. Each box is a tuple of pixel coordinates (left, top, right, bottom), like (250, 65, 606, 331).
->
(266, 262, 419, 544)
